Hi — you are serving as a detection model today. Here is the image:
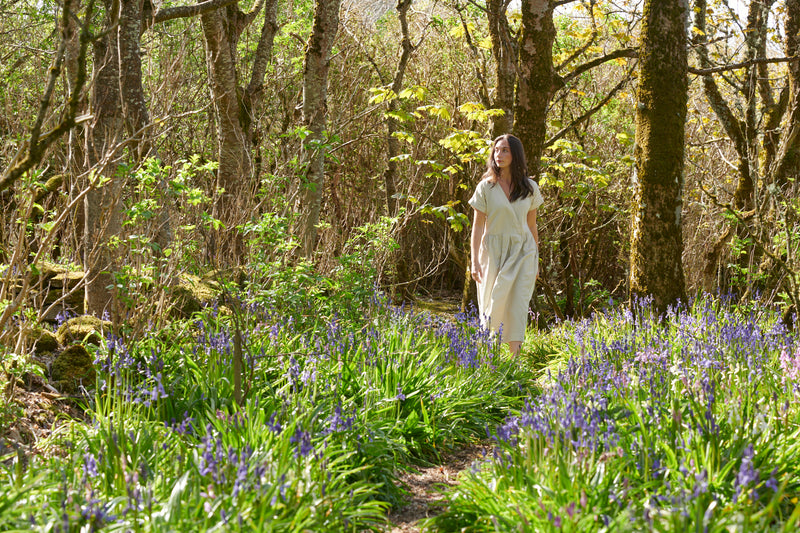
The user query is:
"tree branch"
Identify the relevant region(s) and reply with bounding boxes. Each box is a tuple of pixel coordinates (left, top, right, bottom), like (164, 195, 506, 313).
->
(246, 0, 279, 97)
(456, 2, 491, 108)
(689, 56, 798, 76)
(0, 0, 94, 194)
(555, 47, 637, 89)
(150, 0, 239, 27)
(555, 0, 597, 73)
(244, 0, 267, 25)
(545, 69, 633, 148)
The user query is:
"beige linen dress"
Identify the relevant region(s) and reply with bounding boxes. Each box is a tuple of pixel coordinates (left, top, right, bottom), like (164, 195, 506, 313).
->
(469, 178, 543, 342)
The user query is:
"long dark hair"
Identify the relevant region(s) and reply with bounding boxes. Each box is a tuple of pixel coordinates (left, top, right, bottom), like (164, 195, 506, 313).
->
(484, 134, 534, 202)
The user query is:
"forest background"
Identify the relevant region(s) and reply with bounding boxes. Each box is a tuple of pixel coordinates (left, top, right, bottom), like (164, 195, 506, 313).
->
(1, 0, 799, 327)
(4, 0, 800, 530)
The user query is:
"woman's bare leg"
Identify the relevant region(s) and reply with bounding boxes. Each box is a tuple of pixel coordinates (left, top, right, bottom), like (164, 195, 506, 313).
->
(508, 341, 521, 356)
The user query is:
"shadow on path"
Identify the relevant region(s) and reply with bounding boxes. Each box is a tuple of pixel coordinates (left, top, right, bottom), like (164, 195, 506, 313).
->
(388, 444, 491, 532)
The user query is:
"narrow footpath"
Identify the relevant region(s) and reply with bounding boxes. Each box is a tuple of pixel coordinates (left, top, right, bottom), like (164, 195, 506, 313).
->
(388, 445, 490, 532)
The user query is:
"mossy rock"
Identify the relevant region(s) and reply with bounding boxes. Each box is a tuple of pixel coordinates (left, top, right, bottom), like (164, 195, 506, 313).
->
(32, 261, 76, 284)
(42, 270, 85, 310)
(5, 325, 59, 354)
(55, 316, 111, 346)
(32, 328, 59, 354)
(169, 274, 220, 318)
(51, 344, 95, 394)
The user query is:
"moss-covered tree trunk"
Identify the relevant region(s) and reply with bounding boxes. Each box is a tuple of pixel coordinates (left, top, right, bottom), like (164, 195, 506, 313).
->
(487, 0, 518, 137)
(513, 0, 555, 179)
(772, 0, 800, 188)
(201, 6, 250, 263)
(84, 0, 124, 317)
(297, 0, 340, 257)
(629, 0, 688, 312)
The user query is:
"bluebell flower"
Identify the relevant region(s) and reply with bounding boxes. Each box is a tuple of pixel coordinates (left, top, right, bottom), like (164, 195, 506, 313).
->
(267, 412, 282, 434)
(290, 424, 313, 458)
(82, 452, 99, 480)
(733, 444, 759, 503)
(766, 468, 779, 493)
(80, 492, 116, 528)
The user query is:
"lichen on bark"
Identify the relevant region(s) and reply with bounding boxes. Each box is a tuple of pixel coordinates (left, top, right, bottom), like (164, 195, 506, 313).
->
(629, 0, 688, 312)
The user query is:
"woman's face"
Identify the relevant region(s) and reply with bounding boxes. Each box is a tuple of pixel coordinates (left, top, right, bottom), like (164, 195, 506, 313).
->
(493, 138, 512, 170)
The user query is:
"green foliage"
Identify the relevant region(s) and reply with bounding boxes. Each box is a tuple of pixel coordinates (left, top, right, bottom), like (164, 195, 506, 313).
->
(330, 216, 399, 311)
(0, 281, 537, 531)
(242, 211, 322, 317)
(431, 296, 800, 531)
(107, 157, 221, 314)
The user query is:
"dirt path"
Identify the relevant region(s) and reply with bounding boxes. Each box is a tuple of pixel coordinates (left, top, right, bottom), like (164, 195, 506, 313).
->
(387, 444, 491, 532)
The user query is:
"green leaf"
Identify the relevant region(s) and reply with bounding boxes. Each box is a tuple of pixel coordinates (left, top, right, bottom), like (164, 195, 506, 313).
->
(391, 131, 415, 144)
(398, 86, 426, 101)
(368, 86, 397, 104)
(417, 105, 451, 121)
(385, 110, 415, 122)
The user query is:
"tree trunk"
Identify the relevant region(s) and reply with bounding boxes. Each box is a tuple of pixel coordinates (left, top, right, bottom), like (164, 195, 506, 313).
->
(119, 0, 150, 159)
(297, 0, 340, 257)
(64, 0, 85, 177)
(513, 0, 555, 179)
(629, 0, 688, 312)
(84, 1, 125, 317)
(201, 5, 250, 263)
(487, 0, 517, 137)
(118, 0, 175, 252)
(384, 0, 414, 217)
(201, 1, 278, 263)
(772, 0, 800, 188)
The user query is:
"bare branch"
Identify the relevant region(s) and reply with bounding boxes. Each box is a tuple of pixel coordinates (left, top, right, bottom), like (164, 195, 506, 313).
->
(0, 0, 94, 194)
(150, 0, 238, 27)
(555, 0, 597, 73)
(456, 1, 491, 108)
(689, 56, 798, 76)
(546, 69, 633, 148)
(556, 47, 637, 89)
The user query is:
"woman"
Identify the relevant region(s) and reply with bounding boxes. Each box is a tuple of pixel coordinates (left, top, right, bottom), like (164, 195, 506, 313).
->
(469, 134, 543, 356)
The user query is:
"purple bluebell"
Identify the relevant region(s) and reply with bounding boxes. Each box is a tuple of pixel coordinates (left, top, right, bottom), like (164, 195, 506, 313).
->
(733, 444, 760, 503)
(82, 452, 99, 480)
(290, 424, 313, 458)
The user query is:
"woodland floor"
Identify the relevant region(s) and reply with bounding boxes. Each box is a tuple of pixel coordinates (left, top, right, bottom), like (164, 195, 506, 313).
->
(0, 375, 88, 463)
(2, 382, 492, 532)
(1, 293, 485, 530)
(388, 444, 491, 532)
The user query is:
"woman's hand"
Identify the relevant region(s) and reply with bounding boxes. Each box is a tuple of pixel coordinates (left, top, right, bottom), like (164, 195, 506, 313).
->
(471, 261, 483, 283)
(470, 209, 487, 285)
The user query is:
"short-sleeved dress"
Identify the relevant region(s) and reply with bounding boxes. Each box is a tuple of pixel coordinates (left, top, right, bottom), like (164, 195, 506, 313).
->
(469, 178, 543, 342)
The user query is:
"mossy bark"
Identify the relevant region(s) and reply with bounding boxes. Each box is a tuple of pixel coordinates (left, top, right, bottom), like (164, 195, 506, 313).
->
(84, 0, 124, 318)
(513, 0, 555, 179)
(773, 0, 800, 188)
(487, 0, 518, 137)
(629, 0, 688, 312)
(297, 0, 341, 257)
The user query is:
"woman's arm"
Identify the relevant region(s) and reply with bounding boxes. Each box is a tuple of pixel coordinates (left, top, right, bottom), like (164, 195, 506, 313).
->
(471, 209, 487, 283)
(527, 209, 539, 248)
